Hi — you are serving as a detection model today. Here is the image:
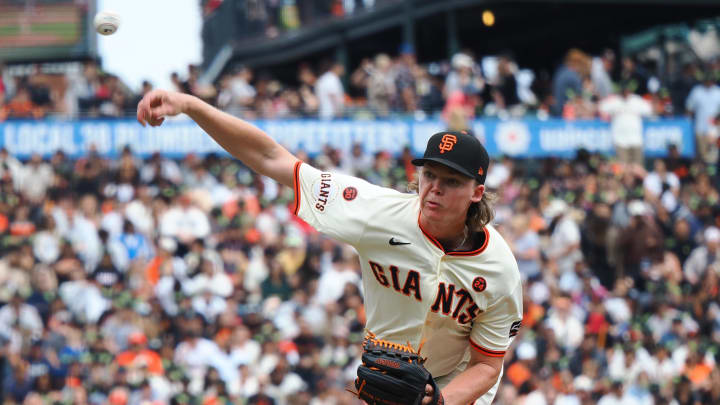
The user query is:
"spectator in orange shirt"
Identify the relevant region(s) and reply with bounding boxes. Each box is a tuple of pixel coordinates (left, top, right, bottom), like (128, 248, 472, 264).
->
(115, 332, 164, 375)
(1, 85, 44, 120)
(684, 351, 712, 389)
(506, 341, 536, 388)
(108, 387, 129, 405)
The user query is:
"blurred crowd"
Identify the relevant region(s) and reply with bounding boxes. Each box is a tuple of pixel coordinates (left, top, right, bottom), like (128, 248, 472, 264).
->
(201, 0, 382, 39)
(1, 134, 720, 405)
(3, 45, 720, 128)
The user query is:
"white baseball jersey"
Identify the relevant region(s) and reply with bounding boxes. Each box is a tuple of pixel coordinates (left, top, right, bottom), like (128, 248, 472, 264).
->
(292, 162, 523, 404)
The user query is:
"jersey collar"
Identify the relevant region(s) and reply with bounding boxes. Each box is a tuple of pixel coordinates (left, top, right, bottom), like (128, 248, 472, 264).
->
(417, 212, 489, 256)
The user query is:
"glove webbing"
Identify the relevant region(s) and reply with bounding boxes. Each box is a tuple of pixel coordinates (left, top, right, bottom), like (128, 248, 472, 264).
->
(362, 331, 427, 361)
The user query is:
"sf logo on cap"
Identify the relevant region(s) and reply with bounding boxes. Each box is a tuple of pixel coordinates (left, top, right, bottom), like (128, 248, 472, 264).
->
(438, 134, 457, 154)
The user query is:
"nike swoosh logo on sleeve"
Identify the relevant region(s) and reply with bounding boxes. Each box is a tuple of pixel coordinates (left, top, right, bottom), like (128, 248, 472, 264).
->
(389, 238, 411, 246)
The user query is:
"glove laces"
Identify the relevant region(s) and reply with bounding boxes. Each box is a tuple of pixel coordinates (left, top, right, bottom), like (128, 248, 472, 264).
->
(364, 331, 427, 357)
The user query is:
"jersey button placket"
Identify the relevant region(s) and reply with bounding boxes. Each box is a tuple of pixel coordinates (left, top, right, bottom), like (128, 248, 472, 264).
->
(436, 253, 447, 277)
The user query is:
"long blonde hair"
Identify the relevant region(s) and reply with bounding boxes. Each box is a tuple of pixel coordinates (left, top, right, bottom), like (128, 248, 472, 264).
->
(407, 174, 497, 231)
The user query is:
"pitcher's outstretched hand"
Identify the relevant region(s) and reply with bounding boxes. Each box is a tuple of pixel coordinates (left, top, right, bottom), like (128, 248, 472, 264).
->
(136, 89, 186, 127)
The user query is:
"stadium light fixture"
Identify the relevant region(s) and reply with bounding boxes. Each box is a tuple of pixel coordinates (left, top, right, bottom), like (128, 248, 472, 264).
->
(482, 10, 495, 27)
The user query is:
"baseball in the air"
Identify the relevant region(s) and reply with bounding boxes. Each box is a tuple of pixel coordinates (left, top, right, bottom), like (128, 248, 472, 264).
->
(94, 11, 120, 36)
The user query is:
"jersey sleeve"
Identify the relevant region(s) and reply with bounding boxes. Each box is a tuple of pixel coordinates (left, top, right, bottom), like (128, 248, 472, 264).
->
(469, 282, 523, 357)
(292, 161, 381, 246)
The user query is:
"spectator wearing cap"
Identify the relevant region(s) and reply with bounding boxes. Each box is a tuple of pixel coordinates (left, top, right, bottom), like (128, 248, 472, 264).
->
(683, 226, 720, 285)
(445, 53, 481, 97)
(572, 375, 594, 405)
(686, 71, 720, 163)
(599, 79, 653, 169)
(505, 341, 536, 389)
(116, 331, 164, 375)
(659, 316, 687, 350)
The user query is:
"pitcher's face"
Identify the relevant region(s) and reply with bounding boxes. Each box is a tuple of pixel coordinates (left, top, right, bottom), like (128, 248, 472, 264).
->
(418, 162, 484, 225)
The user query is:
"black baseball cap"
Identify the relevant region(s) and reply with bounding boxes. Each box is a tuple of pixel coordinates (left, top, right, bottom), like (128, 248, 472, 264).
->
(412, 130, 489, 184)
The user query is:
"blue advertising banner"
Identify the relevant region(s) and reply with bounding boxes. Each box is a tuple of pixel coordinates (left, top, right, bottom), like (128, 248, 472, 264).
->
(0, 117, 694, 159)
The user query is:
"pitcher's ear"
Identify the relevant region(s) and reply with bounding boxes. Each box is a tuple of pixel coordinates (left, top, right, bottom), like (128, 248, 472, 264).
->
(471, 183, 485, 203)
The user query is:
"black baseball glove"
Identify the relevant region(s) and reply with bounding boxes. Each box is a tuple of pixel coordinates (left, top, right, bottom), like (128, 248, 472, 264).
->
(350, 332, 444, 405)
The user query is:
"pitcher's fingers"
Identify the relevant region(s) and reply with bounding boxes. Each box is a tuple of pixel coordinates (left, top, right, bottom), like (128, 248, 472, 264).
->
(136, 99, 146, 126)
(137, 97, 151, 126)
(149, 104, 173, 124)
(148, 116, 164, 127)
(139, 91, 165, 123)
